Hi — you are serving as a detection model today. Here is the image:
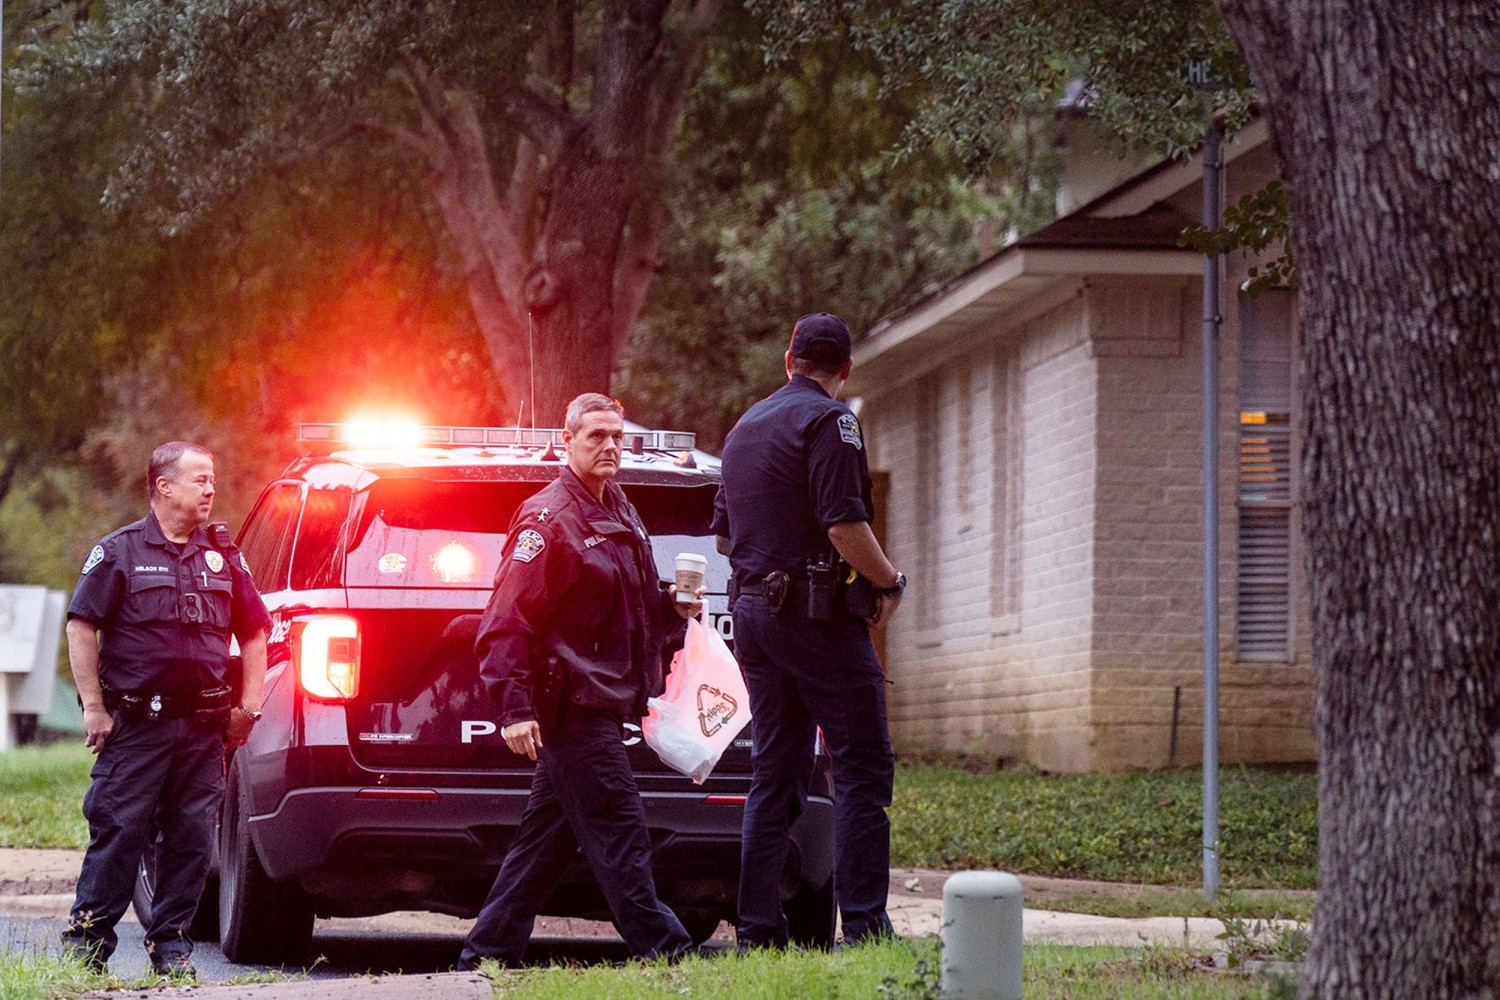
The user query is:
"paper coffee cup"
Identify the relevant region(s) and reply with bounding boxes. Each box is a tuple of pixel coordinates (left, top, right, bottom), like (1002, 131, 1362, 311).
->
(674, 552, 707, 603)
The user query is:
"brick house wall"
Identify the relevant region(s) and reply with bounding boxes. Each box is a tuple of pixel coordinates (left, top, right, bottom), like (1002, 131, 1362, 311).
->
(852, 126, 1314, 771)
(869, 295, 1100, 772)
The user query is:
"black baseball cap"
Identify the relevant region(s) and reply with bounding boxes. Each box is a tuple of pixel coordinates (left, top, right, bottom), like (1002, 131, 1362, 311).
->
(789, 312, 852, 366)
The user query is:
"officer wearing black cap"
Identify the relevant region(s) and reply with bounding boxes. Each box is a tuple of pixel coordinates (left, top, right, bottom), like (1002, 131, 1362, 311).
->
(458, 393, 698, 969)
(712, 312, 906, 949)
(62, 441, 269, 979)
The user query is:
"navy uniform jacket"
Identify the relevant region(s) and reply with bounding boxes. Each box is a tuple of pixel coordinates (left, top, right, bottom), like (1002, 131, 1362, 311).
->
(68, 511, 271, 694)
(712, 375, 873, 585)
(476, 467, 681, 728)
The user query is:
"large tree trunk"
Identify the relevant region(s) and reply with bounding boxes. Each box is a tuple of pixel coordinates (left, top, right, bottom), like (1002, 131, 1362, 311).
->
(1213, 2, 1500, 996)
(390, 0, 720, 425)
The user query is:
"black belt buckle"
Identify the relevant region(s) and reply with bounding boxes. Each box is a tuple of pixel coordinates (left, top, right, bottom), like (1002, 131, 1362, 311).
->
(765, 571, 791, 615)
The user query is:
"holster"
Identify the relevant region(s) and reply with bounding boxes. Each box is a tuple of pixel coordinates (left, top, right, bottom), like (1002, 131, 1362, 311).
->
(764, 571, 792, 615)
(841, 572, 879, 620)
(531, 654, 566, 733)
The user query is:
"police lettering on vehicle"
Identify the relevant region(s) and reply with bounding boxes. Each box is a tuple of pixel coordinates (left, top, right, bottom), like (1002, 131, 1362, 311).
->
(461, 718, 649, 747)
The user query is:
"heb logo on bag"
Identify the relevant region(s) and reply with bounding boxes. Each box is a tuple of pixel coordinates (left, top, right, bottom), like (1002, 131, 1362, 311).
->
(696, 685, 739, 738)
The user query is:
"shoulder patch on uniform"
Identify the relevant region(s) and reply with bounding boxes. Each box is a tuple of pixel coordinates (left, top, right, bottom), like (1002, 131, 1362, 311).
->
(239, 553, 251, 573)
(837, 412, 863, 449)
(204, 551, 225, 573)
(512, 529, 546, 564)
(81, 545, 105, 575)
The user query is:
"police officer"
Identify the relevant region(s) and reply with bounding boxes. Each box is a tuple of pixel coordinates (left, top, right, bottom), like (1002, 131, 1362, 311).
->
(62, 442, 269, 979)
(458, 393, 698, 969)
(713, 312, 907, 949)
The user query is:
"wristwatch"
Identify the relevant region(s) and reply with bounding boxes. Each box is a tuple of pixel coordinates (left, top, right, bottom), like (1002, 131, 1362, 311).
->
(876, 571, 907, 598)
(235, 706, 263, 723)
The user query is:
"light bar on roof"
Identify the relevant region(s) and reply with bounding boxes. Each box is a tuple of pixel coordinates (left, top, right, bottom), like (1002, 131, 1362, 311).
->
(296, 423, 695, 452)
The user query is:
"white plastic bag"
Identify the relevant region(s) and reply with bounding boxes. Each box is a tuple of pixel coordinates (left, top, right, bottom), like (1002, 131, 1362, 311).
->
(643, 617, 752, 784)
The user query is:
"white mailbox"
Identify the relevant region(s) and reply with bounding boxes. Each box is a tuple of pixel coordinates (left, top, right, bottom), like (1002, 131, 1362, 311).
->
(0, 585, 67, 751)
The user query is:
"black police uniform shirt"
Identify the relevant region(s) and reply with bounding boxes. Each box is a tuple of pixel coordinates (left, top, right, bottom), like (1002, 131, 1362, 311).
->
(712, 374, 874, 585)
(475, 466, 681, 729)
(68, 510, 271, 695)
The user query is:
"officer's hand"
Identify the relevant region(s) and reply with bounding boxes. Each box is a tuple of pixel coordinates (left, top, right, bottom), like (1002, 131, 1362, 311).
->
(669, 584, 708, 621)
(225, 708, 256, 748)
(82, 706, 113, 755)
(503, 720, 543, 761)
(869, 593, 903, 628)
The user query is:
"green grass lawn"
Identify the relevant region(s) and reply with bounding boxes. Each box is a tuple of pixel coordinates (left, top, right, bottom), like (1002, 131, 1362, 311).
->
(890, 763, 1317, 890)
(483, 939, 1291, 999)
(0, 741, 93, 850)
(0, 941, 1297, 1000)
(0, 742, 1318, 895)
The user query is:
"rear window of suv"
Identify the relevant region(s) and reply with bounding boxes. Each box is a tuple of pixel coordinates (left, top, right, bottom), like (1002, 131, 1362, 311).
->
(344, 478, 725, 589)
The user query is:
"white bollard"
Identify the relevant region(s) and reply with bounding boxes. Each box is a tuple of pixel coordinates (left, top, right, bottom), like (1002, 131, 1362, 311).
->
(941, 870, 1023, 999)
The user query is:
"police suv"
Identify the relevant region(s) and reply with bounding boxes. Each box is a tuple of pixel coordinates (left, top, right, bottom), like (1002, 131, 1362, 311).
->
(132, 421, 835, 963)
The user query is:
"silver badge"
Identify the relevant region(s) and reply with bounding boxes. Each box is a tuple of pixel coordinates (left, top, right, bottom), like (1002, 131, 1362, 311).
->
(149, 695, 163, 714)
(205, 551, 225, 573)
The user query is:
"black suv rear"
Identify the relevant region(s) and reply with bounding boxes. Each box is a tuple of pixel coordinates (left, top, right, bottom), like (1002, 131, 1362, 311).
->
(144, 422, 835, 963)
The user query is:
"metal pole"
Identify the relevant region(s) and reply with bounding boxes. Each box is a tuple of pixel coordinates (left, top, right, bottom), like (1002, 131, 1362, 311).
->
(1201, 122, 1223, 899)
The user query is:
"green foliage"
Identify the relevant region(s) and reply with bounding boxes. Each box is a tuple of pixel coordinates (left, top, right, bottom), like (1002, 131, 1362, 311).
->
(1218, 914, 1310, 967)
(890, 764, 1317, 889)
(752, 0, 1256, 167)
(483, 941, 1278, 1000)
(0, 947, 111, 1000)
(0, 742, 93, 850)
(12, 2, 511, 231)
(1180, 180, 1296, 297)
(618, 12, 1001, 446)
(1045, 887, 1313, 924)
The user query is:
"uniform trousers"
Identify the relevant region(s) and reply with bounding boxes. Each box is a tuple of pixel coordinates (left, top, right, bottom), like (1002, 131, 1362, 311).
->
(64, 713, 224, 962)
(459, 705, 690, 966)
(732, 593, 896, 947)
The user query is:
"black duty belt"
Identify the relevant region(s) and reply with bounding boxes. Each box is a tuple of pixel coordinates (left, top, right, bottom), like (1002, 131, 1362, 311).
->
(104, 685, 232, 721)
(735, 576, 805, 597)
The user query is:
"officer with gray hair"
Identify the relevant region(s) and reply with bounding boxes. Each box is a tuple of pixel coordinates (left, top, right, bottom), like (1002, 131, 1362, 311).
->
(459, 393, 701, 968)
(63, 441, 269, 979)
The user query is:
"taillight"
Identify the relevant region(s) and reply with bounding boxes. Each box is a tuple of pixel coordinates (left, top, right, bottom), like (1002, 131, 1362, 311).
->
(294, 615, 360, 701)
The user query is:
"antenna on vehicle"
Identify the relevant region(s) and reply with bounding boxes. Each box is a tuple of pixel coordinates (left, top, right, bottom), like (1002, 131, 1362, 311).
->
(528, 311, 537, 431)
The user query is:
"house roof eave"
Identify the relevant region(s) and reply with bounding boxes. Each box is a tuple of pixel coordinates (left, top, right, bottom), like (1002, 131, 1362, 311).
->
(849, 246, 1201, 397)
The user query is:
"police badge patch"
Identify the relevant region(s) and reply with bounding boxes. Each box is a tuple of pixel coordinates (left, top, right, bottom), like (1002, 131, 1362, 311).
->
(205, 551, 225, 573)
(837, 412, 863, 449)
(513, 529, 546, 563)
(81, 545, 105, 575)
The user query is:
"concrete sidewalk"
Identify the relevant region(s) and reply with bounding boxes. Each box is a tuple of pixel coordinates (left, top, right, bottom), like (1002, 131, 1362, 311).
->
(0, 848, 1251, 998)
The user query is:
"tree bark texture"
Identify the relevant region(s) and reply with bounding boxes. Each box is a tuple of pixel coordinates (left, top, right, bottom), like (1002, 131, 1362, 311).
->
(397, 0, 721, 425)
(1213, 2, 1500, 997)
